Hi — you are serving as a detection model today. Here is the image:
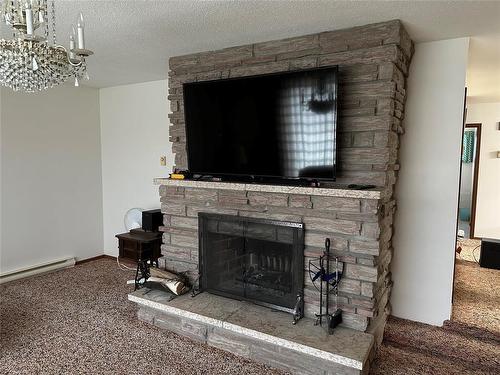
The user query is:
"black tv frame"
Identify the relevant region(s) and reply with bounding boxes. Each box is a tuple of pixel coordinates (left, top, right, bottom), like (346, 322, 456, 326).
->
(182, 66, 338, 185)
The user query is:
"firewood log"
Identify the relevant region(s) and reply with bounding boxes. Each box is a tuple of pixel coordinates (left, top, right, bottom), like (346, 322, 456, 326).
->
(150, 268, 182, 280)
(148, 268, 189, 295)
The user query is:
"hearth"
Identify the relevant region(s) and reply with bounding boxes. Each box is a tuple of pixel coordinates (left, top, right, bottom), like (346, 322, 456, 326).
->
(198, 213, 304, 322)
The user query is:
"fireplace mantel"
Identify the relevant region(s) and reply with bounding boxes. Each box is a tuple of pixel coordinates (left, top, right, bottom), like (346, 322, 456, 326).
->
(153, 178, 383, 199)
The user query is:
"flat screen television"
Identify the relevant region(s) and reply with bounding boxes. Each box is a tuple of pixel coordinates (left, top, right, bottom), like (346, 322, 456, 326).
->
(183, 66, 338, 182)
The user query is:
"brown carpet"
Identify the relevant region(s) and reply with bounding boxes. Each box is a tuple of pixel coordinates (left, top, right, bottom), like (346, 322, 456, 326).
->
(0, 259, 285, 375)
(371, 260, 500, 374)
(452, 259, 500, 333)
(2, 259, 498, 374)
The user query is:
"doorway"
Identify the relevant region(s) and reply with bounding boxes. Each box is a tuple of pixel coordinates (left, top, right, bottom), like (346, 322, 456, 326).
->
(453, 121, 499, 333)
(456, 123, 482, 263)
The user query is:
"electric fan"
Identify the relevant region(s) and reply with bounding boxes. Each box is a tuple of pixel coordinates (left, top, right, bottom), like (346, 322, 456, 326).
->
(124, 208, 143, 231)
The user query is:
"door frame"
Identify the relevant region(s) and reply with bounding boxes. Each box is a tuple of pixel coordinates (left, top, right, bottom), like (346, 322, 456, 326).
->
(465, 123, 482, 239)
(452, 121, 482, 307)
(452, 90, 467, 305)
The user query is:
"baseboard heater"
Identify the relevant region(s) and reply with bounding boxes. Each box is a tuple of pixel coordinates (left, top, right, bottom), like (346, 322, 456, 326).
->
(0, 257, 75, 284)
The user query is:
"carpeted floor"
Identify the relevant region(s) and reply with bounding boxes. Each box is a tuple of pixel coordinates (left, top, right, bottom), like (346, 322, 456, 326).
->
(0, 259, 285, 375)
(452, 259, 500, 333)
(371, 259, 500, 374)
(1, 259, 498, 374)
(370, 316, 500, 374)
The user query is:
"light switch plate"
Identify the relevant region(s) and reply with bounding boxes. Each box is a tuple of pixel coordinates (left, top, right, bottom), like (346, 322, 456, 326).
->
(160, 156, 167, 166)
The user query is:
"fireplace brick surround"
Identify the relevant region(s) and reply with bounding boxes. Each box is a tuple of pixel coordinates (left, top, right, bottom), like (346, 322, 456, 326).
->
(139, 21, 414, 370)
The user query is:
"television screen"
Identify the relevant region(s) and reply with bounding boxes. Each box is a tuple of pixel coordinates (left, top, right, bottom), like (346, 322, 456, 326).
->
(183, 66, 338, 181)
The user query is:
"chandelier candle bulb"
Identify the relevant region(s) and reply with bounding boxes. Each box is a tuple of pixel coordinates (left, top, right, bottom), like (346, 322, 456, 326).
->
(76, 12, 84, 50)
(69, 27, 76, 60)
(38, 6, 44, 24)
(24, 2, 33, 35)
(17, 4, 22, 22)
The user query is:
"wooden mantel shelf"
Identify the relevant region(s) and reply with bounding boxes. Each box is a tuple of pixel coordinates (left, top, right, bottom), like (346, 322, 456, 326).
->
(153, 178, 382, 200)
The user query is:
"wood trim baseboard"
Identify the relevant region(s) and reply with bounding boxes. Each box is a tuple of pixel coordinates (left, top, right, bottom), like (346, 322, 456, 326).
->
(75, 254, 116, 265)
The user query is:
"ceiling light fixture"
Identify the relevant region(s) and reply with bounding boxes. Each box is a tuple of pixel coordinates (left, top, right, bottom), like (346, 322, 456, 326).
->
(0, 0, 93, 92)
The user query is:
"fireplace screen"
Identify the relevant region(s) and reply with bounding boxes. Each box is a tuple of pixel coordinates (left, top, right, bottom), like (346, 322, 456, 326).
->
(198, 213, 304, 316)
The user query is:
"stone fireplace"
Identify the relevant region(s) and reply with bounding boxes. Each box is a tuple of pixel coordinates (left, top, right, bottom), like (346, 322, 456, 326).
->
(157, 180, 387, 333)
(130, 19, 413, 375)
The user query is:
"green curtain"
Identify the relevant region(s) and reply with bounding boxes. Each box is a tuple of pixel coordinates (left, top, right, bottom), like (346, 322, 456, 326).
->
(462, 130, 475, 163)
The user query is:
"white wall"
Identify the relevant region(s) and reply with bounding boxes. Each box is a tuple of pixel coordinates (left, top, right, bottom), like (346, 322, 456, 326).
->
(99, 80, 172, 256)
(0, 86, 103, 274)
(467, 102, 500, 239)
(391, 38, 470, 326)
(459, 162, 473, 209)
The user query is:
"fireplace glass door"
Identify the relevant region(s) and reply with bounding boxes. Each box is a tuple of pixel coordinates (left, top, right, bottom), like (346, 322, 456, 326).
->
(198, 213, 304, 313)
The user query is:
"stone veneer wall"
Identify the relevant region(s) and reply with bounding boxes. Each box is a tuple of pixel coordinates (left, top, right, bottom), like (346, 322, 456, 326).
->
(168, 19, 413, 188)
(160, 20, 413, 334)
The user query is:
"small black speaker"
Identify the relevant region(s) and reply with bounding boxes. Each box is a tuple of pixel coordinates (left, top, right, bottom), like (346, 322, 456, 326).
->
(142, 209, 163, 232)
(479, 238, 500, 270)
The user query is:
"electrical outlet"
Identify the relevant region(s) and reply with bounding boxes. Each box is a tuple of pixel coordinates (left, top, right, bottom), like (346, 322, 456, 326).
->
(160, 156, 167, 166)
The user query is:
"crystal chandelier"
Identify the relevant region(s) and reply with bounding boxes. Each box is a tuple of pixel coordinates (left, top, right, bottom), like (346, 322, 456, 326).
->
(0, 0, 93, 92)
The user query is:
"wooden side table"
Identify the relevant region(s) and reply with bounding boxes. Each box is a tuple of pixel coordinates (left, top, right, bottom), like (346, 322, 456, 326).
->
(116, 231, 162, 263)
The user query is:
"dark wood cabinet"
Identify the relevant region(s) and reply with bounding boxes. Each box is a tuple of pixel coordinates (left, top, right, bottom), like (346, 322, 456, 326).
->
(116, 231, 162, 262)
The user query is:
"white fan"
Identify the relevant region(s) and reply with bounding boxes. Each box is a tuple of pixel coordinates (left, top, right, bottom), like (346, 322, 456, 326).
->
(124, 208, 143, 231)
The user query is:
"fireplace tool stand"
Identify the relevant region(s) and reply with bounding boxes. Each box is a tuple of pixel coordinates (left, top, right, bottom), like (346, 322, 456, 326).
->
(134, 258, 158, 291)
(308, 238, 343, 334)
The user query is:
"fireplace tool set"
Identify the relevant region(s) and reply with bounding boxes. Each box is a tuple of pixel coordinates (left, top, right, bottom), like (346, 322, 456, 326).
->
(308, 238, 343, 334)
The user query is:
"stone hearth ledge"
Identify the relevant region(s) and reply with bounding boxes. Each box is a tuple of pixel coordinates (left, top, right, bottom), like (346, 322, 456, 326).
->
(153, 178, 382, 199)
(129, 289, 374, 371)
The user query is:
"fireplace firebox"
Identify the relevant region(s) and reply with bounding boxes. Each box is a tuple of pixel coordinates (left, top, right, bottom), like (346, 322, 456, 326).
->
(198, 213, 305, 323)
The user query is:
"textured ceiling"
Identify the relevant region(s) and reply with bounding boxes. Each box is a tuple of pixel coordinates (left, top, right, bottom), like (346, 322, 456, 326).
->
(2, 0, 499, 88)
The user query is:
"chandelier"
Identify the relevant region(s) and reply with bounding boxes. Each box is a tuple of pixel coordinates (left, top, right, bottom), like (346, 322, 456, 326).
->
(0, 0, 93, 92)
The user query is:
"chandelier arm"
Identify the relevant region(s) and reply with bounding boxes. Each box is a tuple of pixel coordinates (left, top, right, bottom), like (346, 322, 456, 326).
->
(53, 44, 85, 67)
